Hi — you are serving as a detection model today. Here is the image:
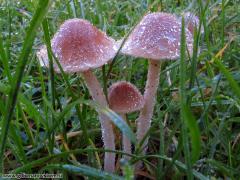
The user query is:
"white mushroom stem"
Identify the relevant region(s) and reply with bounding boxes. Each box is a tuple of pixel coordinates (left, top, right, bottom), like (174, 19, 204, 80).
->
(136, 60, 161, 160)
(119, 113, 132, 160)
(82, 70, 115, 173)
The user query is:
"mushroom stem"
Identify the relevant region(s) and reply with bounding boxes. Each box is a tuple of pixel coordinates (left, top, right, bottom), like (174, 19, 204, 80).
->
(82, 70, 115, 172)
(120, 113, 132, 160)
(136, 60, 161, 164)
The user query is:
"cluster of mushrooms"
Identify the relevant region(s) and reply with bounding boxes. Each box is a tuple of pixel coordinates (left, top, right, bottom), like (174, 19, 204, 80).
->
(37, 12, 200, 173)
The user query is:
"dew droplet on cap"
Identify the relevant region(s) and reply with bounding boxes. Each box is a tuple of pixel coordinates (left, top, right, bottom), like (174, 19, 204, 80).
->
(121, 12, 193, 60)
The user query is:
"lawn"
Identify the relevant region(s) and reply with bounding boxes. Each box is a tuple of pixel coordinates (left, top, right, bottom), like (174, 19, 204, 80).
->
(0, 0, 240, 179)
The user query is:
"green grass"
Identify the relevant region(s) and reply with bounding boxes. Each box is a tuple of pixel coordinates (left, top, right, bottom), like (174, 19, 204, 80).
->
(0, 0, 240, 179)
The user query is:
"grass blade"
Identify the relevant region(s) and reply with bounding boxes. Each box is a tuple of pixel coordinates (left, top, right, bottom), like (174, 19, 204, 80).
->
(98, 106, 137, 144)
(182, 105, 201, 162)
(179, 16, 192, 179)
(214, 58, 240, 99)
(42, 18, 57, 154)
(41, 164, 124, 179)
(0, 0, 51, 172)
(0, 34, 12, 82)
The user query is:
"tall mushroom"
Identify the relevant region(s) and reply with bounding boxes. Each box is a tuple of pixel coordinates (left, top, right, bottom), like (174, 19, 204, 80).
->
(37, 18, 119, 172)
(108, 81, 144, 160)
(121, 12, 193, 163)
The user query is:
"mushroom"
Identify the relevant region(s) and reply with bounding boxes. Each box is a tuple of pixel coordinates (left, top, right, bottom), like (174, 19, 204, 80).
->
(37, 18, 119, 172)
(121, 12, 193, 163)
(108, 81, 144, 160)
(183, 12, 204, 35)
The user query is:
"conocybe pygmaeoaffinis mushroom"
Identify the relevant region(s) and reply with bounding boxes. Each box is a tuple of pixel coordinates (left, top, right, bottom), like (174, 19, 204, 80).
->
(108, 81, 144, 113)
(121, 12, 193, 168)
(37, 18, 119, 173)
(108, 81, 143, 160)
(183, 12, 204, 35)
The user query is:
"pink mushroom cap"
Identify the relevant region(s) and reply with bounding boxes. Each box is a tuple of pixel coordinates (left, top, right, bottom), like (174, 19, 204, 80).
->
(121, 12, 193, 60)
(108, 81, 144, 113)
(37, 18, 119, 73)
(183, 12, 204, 35)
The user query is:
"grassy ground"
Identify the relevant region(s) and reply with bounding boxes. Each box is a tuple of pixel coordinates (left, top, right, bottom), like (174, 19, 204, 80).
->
(0, 0, 240, 179)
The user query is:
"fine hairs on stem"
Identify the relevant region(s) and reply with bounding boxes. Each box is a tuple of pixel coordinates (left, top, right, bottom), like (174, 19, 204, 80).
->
(83, 71, 115, 172)
(135, 60, 161, 168)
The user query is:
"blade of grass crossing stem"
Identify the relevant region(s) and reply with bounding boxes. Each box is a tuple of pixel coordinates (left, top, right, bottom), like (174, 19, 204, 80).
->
(180, 17, 192, 179)
(99, 106, 137, 144)
(42, 18, 57, 154)
(0, 0, 51, 173)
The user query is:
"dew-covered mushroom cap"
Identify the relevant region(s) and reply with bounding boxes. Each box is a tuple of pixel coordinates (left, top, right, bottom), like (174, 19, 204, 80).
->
(38, 18, 119, 73)
(183, 12, 204, 35)
(122, 12, 193, 60)
(108, 81, 144, 113)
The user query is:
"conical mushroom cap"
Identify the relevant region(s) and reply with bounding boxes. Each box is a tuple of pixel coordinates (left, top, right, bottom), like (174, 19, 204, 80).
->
(183, 12, 204, 35)
(37, 18, 119, 73)
(108, 81, 144, 113)
(122, 12, 193, 60)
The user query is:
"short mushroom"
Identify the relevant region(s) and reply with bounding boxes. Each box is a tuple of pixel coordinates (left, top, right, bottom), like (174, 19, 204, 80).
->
(108, 81, 143, 160)
(121, 12, 193, 165)
(37, 18, 119, 172)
